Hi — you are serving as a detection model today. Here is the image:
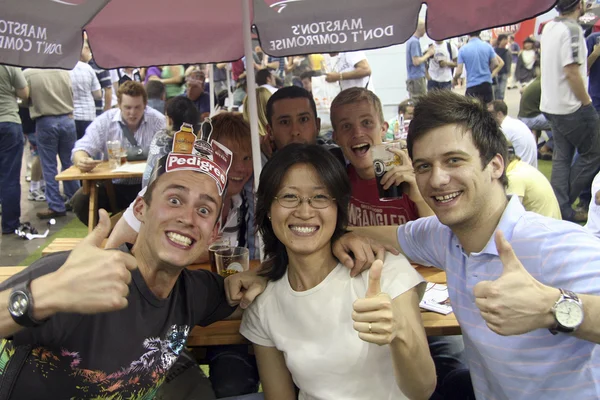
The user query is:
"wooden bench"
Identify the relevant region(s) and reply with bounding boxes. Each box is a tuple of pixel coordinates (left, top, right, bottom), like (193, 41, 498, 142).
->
(0, 267, 26, 283)
(42, 238, 109, 257)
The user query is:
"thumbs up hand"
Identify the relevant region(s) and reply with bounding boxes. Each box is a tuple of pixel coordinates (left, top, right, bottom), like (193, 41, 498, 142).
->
(473, 230, 558, 336)
(48, 209, 138, 315)
(352, 260, 402, 345)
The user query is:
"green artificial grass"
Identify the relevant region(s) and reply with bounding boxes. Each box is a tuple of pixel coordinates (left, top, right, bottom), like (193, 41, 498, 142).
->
(537, 159, 552, 181)
(19, 218, 88, 266)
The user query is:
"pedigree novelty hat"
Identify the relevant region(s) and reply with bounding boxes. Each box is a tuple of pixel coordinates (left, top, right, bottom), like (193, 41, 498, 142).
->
(147, 118, 233, 196)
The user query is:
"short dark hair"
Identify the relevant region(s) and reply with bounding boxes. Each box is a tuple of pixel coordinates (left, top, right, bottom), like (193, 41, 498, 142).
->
(496, 34, 508, 43)
(489, 100, 508, 115)
(145, 80, 165, 100)
(407, 90, 508, 187)
(398, 99, 415, 115)
(166, 96, 200, 133)
(256, 68, 272, 86)
(256, 144, 350, 281)
(300, 70, 317, 81)
(556, 0, 581, 13)
(266, 86, 317, 126)
(469, 30, 481, 37)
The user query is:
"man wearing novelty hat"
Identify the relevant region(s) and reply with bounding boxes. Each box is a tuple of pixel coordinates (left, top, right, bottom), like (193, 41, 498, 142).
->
(0, 138, 267, 399)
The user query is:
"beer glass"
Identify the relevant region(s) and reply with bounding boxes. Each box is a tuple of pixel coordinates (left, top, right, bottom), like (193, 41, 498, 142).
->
(215, 247, 249, 278)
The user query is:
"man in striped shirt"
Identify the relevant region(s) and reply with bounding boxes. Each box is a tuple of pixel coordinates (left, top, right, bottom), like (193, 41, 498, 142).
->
(69, 39, 101, 139)
(347, 90, 600, 399)
(70, 81, 166, 226)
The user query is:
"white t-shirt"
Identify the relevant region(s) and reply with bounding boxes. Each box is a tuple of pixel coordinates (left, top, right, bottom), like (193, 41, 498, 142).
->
(540, 19, 588, 115)
(109, 68, 142, 108)
(428, 41, 458, 83)
(585, 171, 600, 238)
(240, 253, 425, 400)
(329, 51, 373, 91)
(501, 116, 538, 168)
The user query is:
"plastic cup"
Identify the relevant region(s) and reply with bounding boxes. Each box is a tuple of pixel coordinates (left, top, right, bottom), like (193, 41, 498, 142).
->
(107, 140, 122, 169)
(208, 238, 231, 273)
(215, 247, 249, 278)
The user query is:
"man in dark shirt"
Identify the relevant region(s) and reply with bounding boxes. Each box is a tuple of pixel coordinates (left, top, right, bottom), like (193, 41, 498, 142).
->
(493, 34, 512, 100)
(0, 148, 266, 399)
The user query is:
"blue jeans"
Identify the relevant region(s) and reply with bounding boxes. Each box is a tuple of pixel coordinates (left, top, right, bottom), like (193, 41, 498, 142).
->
(427, 80, 452, 91)
(493, 74, 508, 100)
(0, 122, 24, 233)
(544, 104, 600, 219)
(35, 115, 80, 212)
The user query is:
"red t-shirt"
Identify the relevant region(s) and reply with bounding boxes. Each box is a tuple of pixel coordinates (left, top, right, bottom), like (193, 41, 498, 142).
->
(347, 165, 419, 226)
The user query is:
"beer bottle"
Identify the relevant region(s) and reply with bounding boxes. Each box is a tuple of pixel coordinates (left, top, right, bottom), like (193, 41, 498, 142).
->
(172, 123, 196, 154)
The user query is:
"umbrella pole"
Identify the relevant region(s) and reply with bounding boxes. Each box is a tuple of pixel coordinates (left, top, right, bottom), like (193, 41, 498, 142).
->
(209, 64, 216, 116)
(227, 65, 233, 112)
(243, 0, 263, 260)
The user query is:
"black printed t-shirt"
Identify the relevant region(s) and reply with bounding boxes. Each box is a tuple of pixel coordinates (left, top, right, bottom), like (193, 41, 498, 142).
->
(0, 245, 235, 400)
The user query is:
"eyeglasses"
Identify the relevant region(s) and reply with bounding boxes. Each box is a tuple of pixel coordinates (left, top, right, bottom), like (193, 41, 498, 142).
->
(274, 194, 335, 209)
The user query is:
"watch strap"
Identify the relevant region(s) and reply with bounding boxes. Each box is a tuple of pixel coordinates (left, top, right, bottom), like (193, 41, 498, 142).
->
(8, 280, 44, 328)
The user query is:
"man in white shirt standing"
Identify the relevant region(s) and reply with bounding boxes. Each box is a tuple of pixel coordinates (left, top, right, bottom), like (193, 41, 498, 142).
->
(427, 40, 458, 91)
(540, 0, 600, 222)
(325, 51, 372, 91)
(69, 40, 101, 139)
(488, 100, 538, 167)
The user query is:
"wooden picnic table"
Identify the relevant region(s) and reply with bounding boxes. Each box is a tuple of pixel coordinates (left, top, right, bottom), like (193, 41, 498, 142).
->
(186, 261, 460, 347)
(55, 161, 146, 233)
(2, 261, 459, 346)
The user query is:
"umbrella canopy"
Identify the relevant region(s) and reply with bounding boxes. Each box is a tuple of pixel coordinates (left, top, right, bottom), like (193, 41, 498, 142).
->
(255, 0, 557, 57)
(1, 0, 557, 69)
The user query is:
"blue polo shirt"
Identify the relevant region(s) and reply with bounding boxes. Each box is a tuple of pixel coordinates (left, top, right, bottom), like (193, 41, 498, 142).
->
(457, 38, 497, 88)
(406, 36, 426, 80)
(398, 196, 600, 399)
(586, 32, 600, 106)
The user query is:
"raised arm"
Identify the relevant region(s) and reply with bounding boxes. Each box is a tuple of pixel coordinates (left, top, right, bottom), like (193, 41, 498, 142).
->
(0, 211, 136, 338)
(474, 231, 600, 344)
(352, 261, 435, 399)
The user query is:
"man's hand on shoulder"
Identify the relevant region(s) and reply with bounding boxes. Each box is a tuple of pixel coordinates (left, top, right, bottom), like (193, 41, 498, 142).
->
(36, 209, 138, 318)
(332, 232, 399, 277)
(224, 270, 267, 309)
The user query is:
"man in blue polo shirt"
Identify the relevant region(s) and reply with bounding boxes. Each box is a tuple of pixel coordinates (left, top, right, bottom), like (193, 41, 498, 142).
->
(405, 20, 434, 98)
(453, 31, 504, 104)
(586, 31, 600, 112)
(347, 90, 600, 399)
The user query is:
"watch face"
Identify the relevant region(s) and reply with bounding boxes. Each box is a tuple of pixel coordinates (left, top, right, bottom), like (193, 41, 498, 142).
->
(556, 299, 584, 328)
(8, 291, 28, 317)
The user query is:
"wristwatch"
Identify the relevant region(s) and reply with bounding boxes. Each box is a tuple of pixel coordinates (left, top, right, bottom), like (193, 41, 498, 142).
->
(8, 280, 44, 328)
(549, 289, 584, 335)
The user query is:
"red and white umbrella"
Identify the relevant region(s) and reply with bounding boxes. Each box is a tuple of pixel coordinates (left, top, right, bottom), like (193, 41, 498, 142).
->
(0, 0, 558, 199)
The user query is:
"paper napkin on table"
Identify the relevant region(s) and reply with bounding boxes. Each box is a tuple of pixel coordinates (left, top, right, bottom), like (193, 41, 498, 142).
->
(420, 282, 453, 315)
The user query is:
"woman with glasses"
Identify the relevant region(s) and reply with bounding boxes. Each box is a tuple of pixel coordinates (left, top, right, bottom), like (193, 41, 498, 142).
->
(240, 144, 436, 400)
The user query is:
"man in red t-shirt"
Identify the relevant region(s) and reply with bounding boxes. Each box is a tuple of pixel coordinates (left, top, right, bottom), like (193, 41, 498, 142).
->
(330, 87, 433, 227)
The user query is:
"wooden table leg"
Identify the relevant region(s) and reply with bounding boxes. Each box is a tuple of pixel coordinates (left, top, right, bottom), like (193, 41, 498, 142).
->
(88, 182, 98, 233)
(104, 180, 118, 214)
